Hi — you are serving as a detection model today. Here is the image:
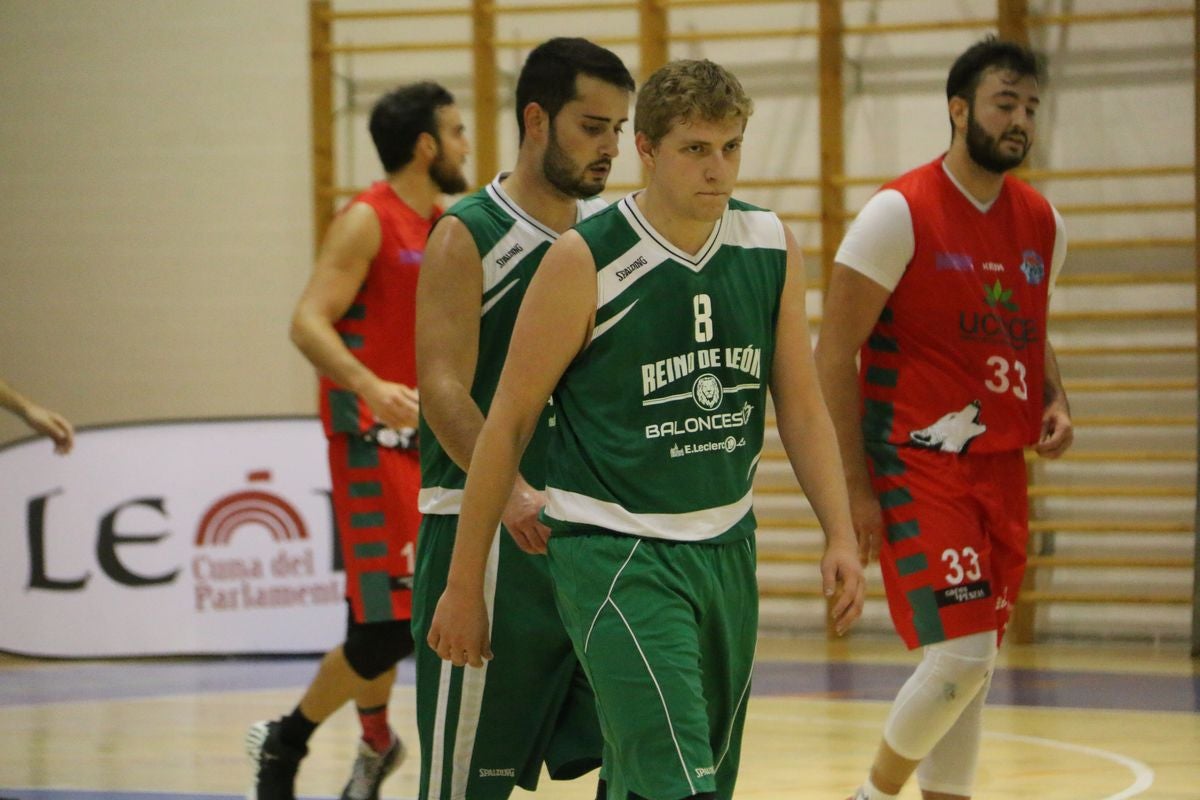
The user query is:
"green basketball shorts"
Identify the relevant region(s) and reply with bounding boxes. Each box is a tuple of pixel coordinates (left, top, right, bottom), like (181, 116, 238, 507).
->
(548, 532, 758, 800)
(411, 514, 603, 800)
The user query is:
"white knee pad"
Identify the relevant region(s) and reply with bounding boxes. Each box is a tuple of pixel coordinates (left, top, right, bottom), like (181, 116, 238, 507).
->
(917, 669, 993, 796)
(882, 631, 997, 760)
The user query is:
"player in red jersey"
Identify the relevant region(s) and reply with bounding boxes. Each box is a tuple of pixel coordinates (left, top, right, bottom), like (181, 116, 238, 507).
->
(815, 37, 1072, 800)
(245, 81, 469, 800)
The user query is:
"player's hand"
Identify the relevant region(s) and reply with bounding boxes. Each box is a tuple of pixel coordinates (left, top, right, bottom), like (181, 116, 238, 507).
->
(1035, 403, 1073, 459)
(362, 380, 419, 430)
(501, 476, 551, 555)
(821, 531, 866, 636)
(24, 405, 74, 455)
(426, 585, 493, 668)
(849, 484, 884, 565)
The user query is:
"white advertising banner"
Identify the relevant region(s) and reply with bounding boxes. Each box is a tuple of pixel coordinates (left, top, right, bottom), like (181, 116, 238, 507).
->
(0, 417, 347, 658)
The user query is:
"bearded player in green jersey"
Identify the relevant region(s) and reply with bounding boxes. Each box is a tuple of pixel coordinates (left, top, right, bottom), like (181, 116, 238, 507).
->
(413, 38, 635, 800)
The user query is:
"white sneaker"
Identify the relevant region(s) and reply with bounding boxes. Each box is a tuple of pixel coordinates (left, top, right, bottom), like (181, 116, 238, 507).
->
(339, 731, 404, 800)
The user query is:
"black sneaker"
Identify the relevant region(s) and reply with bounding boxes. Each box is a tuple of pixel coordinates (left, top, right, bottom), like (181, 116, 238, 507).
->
(339, 730, 404, 800)
(245, 719, 306, 800)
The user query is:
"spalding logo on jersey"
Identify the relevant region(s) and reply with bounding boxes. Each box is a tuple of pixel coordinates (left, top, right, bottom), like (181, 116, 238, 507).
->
(909, 400, 987, 453)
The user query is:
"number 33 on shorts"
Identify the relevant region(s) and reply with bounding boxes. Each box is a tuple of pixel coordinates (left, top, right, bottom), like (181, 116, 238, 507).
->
(941, 546, 981, 585)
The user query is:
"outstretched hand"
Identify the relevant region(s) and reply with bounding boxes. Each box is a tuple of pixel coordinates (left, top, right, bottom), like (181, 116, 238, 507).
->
(24, 404, 74, 455)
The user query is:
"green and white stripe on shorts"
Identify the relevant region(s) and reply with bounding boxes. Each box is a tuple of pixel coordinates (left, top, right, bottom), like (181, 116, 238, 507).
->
(412, 514, 603, 800)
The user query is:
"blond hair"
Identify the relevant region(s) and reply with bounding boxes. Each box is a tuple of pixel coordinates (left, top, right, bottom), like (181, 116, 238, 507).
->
(635, 59, 753, 146)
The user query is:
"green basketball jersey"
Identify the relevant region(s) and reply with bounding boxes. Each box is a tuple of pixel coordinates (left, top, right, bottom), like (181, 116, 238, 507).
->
(543, 195, 788, 544)
(418, 174, 607, 515)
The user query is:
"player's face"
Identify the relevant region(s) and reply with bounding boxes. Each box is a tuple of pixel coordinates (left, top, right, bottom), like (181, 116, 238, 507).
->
(542, 75, 630, 199)
(430, 104, 470, 194)
(641, 115, 744, 223)
(965, 68, 1038, 174)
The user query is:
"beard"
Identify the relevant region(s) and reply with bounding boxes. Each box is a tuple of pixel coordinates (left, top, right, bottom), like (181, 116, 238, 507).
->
(430, 148, 467, 194)
(966, 106, 1030, 175)
(542, 124, 610, 199)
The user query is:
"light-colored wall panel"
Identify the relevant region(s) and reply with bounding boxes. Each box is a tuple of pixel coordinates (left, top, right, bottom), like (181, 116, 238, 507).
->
(0, 0, 316, 444)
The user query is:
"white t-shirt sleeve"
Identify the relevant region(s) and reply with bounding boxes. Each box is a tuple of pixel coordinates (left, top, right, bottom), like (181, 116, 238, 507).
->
(1049, 204, 1067, 294)
(833, 189, 914, 292)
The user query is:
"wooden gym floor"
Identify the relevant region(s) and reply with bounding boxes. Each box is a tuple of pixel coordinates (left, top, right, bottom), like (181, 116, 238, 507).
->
(1, 635, 1197, 799)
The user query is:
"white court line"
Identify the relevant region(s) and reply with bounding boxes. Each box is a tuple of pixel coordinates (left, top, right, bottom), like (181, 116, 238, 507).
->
(749, 711, 1156, 800)
(985, 730, 1155, 800)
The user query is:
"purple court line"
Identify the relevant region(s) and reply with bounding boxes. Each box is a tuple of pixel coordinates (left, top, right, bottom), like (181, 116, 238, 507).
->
(1, 656, 1195, 712)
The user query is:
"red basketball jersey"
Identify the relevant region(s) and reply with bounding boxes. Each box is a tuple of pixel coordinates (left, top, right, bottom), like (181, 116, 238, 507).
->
(318, 181, 439, 437)
(860, 157, 1056, 454)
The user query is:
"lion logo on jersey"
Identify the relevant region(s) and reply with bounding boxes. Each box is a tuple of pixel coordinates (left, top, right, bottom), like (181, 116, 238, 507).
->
(909, 401, 987, 453)
(692, 373, 723, 410)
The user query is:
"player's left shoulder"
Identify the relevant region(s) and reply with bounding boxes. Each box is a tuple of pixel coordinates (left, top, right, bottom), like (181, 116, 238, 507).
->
(724, 198, 786, 250)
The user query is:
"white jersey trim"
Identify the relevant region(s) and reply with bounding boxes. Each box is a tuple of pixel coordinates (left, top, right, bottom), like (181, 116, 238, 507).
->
(485, 173, 558, 239)
(590, 298, 638, 343)
(724, 207, 786, 251)
(619, 193, 724, 270)
(418, 486, 464, 515)
(545, 486, 754, 542)
(597, 236, 661, 307)
(480, 278, 519, 317)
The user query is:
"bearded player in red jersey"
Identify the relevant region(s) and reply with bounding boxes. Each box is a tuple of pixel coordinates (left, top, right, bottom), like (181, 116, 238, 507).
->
(815, 37, 1072, 800)
(245, 81, 469, 800)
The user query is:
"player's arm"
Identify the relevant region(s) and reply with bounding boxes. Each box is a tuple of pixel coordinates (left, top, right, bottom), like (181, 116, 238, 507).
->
(1037, 208, 1072, 459)
(0, 378, 74, 454)
(289, 203, 419, 430)
(1035, 339, 1072, 458)
(416, 216, 488, 468)
(812, 264, 893, 564)
(771, 226, 865, 635)
(425, 231, 596, 667)
(415, 216, 551, 554)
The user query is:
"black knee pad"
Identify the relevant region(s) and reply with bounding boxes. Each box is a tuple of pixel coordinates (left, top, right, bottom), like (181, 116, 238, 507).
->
(342, 616, 414, 680)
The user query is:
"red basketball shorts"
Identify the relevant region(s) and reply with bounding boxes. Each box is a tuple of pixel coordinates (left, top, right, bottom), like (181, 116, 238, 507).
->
(327, 434, 421, 623)
(868, 446, 1028, 649)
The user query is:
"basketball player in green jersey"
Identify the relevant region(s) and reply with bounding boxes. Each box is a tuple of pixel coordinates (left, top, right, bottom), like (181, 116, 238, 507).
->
(427, 59, 865, 800)
(413, 38, 635, 800)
